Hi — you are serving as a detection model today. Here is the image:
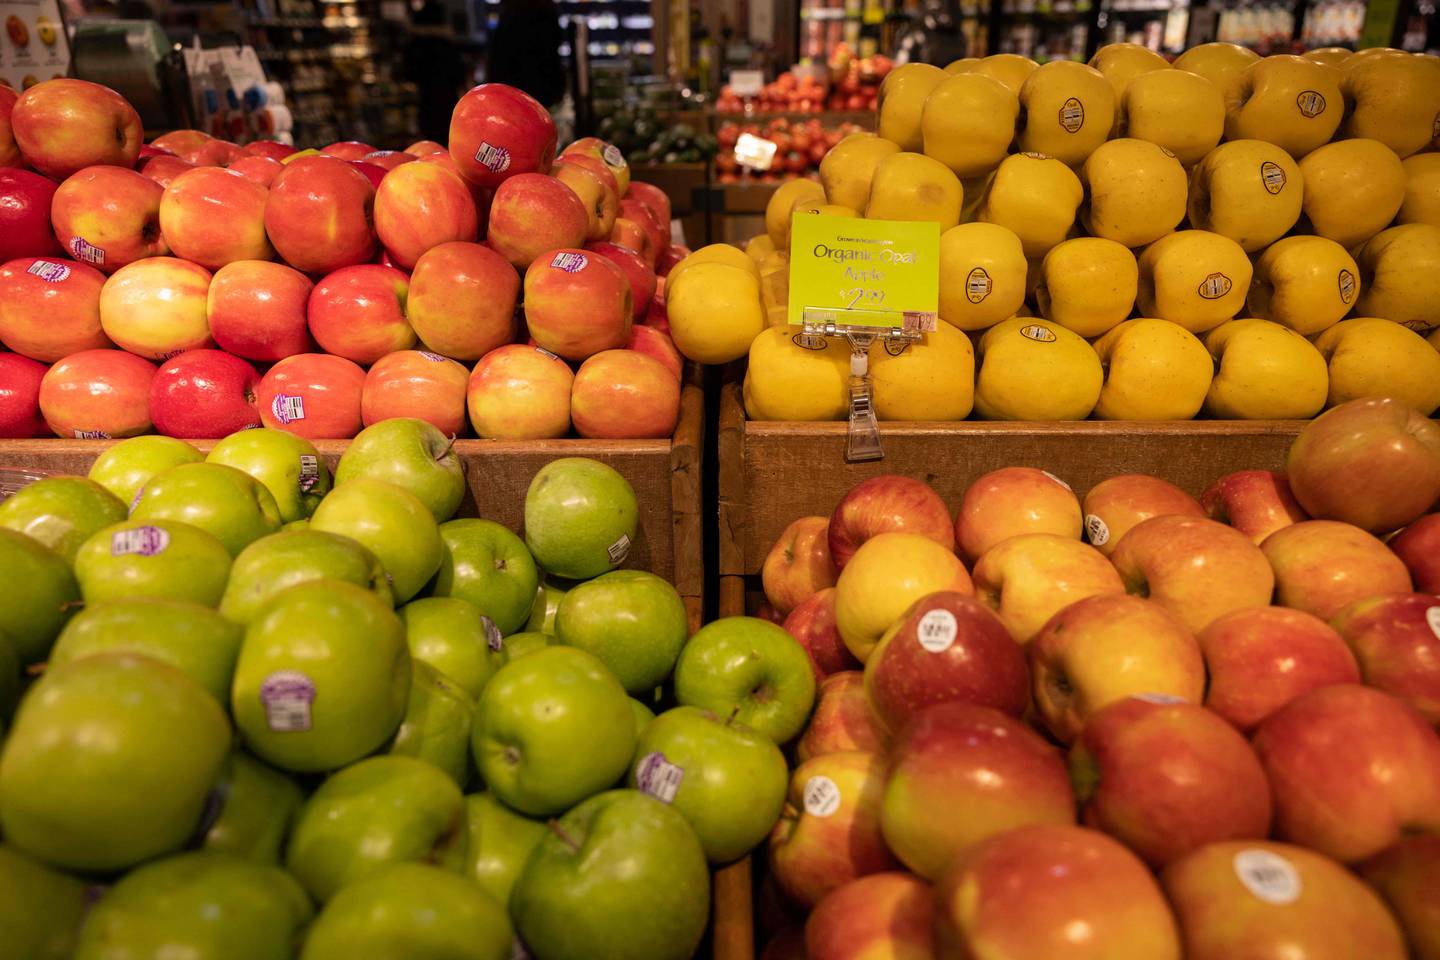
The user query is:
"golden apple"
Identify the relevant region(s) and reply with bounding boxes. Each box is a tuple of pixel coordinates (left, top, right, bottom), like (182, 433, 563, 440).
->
(1034, 237, 1137, 338)
(938, 222, 1027, 332)
(863, 152, 962, 229)
(871, 320, 974, 421)
(1093, 318, 1213, 421)
(765, 177, 825, 250)
(1136, 230, 1251, 333)
(1187, 139, 1303, 252)
(1172, 42, 1260, 103)
(970, 53, 1039, 94)
(977, 152, 1083, 258)
(974, 317, 1103, 421)
(1089, 42, 1170, 135)
(1298, 138, 1406, 249)
(1399, 152, 1440, 226)
(1080, 138, 1187, 247)
(833, 532, 972, 662)
(743, 326, 850, 422)
(877, 63, 948, 152)
(666, 261, 763, 364)
(1016, 60, 1116, 167)
(1340, 53, 1440, 158)
(1247, 235, 1360, 336)
(920, 73, 1018, 179)
(1353, 223, 1440, 334)
(1204, 319, 1329, 420)
(1314, 318, 1440, 414)
(1122, 69, 1226, 166)
(819, 133, 901, 213)
(1225, 55, 1343, 159)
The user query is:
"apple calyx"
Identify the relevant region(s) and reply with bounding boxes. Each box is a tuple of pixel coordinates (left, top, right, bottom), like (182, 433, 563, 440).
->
(548, 818, 581, 853)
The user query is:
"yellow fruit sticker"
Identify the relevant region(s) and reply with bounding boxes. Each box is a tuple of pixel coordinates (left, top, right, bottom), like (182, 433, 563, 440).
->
(1296, 90, 1326, 119)
(1019, 323, 1058, 343)
(966, 267, 993, 304)
(1059, 98, 1085, 133)
(1260, 161, 1287, 195)
(1338, 269, 1356, 304)
(788, 213, 940, 331)
(1198, 273, 1233, 300)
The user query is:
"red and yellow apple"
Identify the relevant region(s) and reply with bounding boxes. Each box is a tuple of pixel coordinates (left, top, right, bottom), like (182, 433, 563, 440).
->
(796, 671, 885, 761)
(38, 348, 156, 438)
(50, 165, 168, 273)
(1080, 472, 1205, 556)
(159, 166, 274, 270)
(956, 466, 1082, 562)
(205, 259, 314, 361)
(98, 256, 213, 359)
(487, 173, 588, 270)
(307, 264, 415, 365)
(569, 348, 680, 439)
(264, 155, 377, 274)
(1262, 519, 1413, 620)
(373, 161, 480, 270)
(465, 343, 574, 440)
(782, 588, 861, 679)
(10, 78, 143, 180)
(1199, 469, 1308, 544)
(1390, 513, 1440, 593)
(972, 533, 1124, 642)
(522, 247, 632, 361)
(805, 872, 934, 960)
(448, 84, 557, 189)
(1332, 592, 1440, 725)
(828, 474, 955, 570)
(762, 516, 837, 617)
(361, 349, 469, 436)
(0, 256, 110, 361)
(255, 353, 366, 439)
(834, 532, 973, 662)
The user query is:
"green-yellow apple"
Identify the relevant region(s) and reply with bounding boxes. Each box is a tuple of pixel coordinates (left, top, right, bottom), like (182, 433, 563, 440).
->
(285, 754, 463, 902)
(956, 466, 1083, 563)
(300, 862, 512, 960)
(448, 791, 547, 906)
(496, 629, 553, 663)
(0, 652, 230, 872)
(232, 579, 411, 773)
(202, 751, 304, 864)
(50, 597, 241, 703)
(310, 478, 443, 602)
(0, 475, 126, 564)
(972, 533, 1124, 643)
(73, 851, 312, 960)
(206, 427, 331, 524)
(510, 789, 710, 960)
(833, 532, 973, 662)
(526, 576, 570, 633)
(388, 659, 474, 786)
(132, 462, 282, 557)
(630, 696, 655, 741)
(556, 569, 688, 694)
(87, 434, 203, 506)
(0, 843, 87, 960)
(673, 616, 816, 743)
(432, 518, 538, 635)
(0, 527, 79, 664)
(472, 645, 634, 816)
(1332, 592, 1440, 725)
(1262, 520, 1413, 620)
(1225, 54, 1342, 158)
(74, 518, 231, 608)
(796, 671, 886, 762)
(628, 705, 787, 863)
(805, 872, 935, 960)
(523, 457, 639, 580)
(400, 596, 502, 699)
(221, 529, 392, 623)
(1187, 139, 1303, 253)
(334, 418, 465, 522)
(1359, 835, 1440, 960)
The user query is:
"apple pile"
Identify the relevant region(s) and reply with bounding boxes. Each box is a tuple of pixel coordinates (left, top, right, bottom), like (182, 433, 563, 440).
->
(755, 395, 1440, 958)
(0, 78, 695, 443)
(714, 118, 864, 185)
(741, 43, 1440, 424)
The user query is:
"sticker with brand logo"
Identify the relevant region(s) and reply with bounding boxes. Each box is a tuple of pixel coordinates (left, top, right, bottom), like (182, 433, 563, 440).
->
(1058, 97, 1085, 133)
(1020, 151, 1051, 161)
(260, 671, 316, 732)
(419, 350, 448, 362)
(482, 615, 503, 652)
(111, 525, 170, 556)
(792, 332, 828, 350)
(1296, 90, 1326, 118)
(1234, 849, 1302, 904)
(1020, 323, 1057, 343)
(1085, 513, 1110, 546)
(607, 533, 631, 565)
(1042, 470, 1072, 491)
(603, 144, 624, 167)
(1260, 161, 1287, 195)
(550, 251, 589, 273)
(803, 775, 841, 817)
(68, 237, 105, 265)
(1427, 606, 1440, 642)
(73, 429, 110, 440)
(965, 267, 993, 304)
(534, 346, 562, 362)
(917, 609, 958, 653)
(1198, 273, 1233, 300)
(1338, 269, 1357, 304)
(298, 454, 321, 492)
(26, 259, 71, 282)
(474, 141, 512, 174)
(636, 751, 685, 803)
(271, 393, 305, 424)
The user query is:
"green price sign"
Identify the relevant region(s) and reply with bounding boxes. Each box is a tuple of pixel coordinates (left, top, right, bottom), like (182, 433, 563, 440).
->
(787, 214, 941, 331)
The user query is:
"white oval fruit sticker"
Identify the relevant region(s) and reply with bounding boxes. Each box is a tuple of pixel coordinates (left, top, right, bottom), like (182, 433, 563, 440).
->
(1020, 324, 1057, 343)
(1338, 269, 1357, 304)
(803, 775, 841, 817)
(1234, 849, 1302, 905)
(111, 525, 169, 557)
(965, 267, 993, 304)
(1084, 513, 1110, 546)
(1198, 273, 1233, 300)
(1042, 470, 1072, 491)
(917, 609, 958, 653)
(26, 259, 70, 283)
(1427, 606, 1440, 642)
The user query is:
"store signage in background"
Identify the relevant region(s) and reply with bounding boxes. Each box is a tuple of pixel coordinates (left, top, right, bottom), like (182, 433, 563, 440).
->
(734, 131, 777, 171)
(0, 0, 70, 92)
(729, 69, 764, 97)
(1359, 0, 1401, 49)
(787, 214, 941, 333)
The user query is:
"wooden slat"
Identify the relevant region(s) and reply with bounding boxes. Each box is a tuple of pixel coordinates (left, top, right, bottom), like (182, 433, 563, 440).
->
(711, 569, 756, 960)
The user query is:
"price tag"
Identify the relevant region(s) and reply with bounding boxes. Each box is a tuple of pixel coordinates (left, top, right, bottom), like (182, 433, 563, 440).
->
(734, 133, 778, 171)
(729, 69, 764, 97)
(788, 214, 940, 332)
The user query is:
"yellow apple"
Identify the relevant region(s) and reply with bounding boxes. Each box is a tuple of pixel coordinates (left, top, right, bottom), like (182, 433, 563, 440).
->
(921, 73, 1018, 179)
(1340, 53, 1440, 158)
(1353, 223, 1440, 335)
(1299, 139, 1406, 249)
(1034, 237, 1137, 338)
(945, 57, 981, 75)
(938, 222, 1027, 332)
(1247, 235, 1360, 336)
(819, 134, 901, 213)
(1080, 138, 1187, 247)
(834, 532, 972, 663)
(864, 152, 963, 229)
(1187, 139, 1303, 252)
(974, 317, 1103, 421)
(742, 326, 851, 422)
(978, 153, 1083, 258)
(972, 533, 1124, 643)
(1204, 319, 1329, 419)
(669, 243, 759, 287)
(1172, 42, 1260, 104)
(971, 53, 1039, 94)
(871, 321, 974, 421)
(1399, 153, 1440, 226)
(1303, 46, 1353, 67)
(1121, 69, 1226, 167)
(1225, 55, 1343, 159)
(1016, 60, 1116, 167)
(745, 233, 776, 263)
(1314, 318, 1440, 414)
(765, 178, 826, 250)
(666, 261, 764, 364)
(1089, 43, 1170, 135)
(1092, 319, 1213, 421)
(1136, 230, 1252, 333)
(877, 63, 948, 152)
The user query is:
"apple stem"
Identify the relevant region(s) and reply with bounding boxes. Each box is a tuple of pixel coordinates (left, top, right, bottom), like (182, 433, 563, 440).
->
(438, 434, 458, 463)
(25, 661, 46, 677)
(724, 705, 741, 727)
(547, 819, 580, 852)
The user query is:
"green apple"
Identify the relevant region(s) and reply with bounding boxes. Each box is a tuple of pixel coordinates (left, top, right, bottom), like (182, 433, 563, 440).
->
(629, 705, 787, 863)
(432, 519, 538, 635)
(203, 752, 304, 864)
(0, 843, 87, 960)
(73, 851, 312, 960)
(335, 418, 466, 522)
(524, 457, 639, 580)
(472, 646, 635, 816)
(631, 697, 656, 740)
(673, 617, 817, 744)
(206, 427, 332, 524)
(511, 789, 710, 960)
(389, 659, 475, 786)
(309, 479, 442, 603)
(400, 596, 503, 699)
(131, 462, 283, 557)
(74, 519, 231, 608)
(231, 579, 411, 773)
(87, 435, 204, 506)
(49, 597, 242, 703)
(299, 862, 512, 960)
(220, 529, 392, 624)
(0, 528, 78, 664)
(0, 476, 126, 564)
(0, 652, 230, 872)
(447, 792, 547, 907)
(0, 631, 18, 722)
(285, 754, 463, 902)
(556, 570, 689, 695)
(497, 630, 553, 663)
(525, 577, 572, 633)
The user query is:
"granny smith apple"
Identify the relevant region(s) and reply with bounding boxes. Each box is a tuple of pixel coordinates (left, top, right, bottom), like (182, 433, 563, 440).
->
(310, 479, 442, 602)
(335, 418, 466, 522)
(87, 435, 204, 506)
(0, 652, 231, 872)
(203, 751, 304, 865)
(400, 596, 503, 699)
(629, 705, 787, 863)
(300, 862, 512, 960)
(447, 792, 547, 907)
(431, 519, 538, 635)
(285, 754, 463, 902)
(525, 576, 572, 633)
(231, 579, 411, 773)
(472, 646, 635, 816)
(0, 631, 18, 721)
(0, 476, 126, 564)
(673, 617, 817, 744)
(73, 851, 312, 960)
(631, 697, 656, 740)
(556, 570, 689, 694)
(497, 630, 553, 663)
(0, 528, 78, 664)
(388, 660, 475, 787)
(524, 457, 639, 580)
(73, 519, 231, 608)
(220, 529, 392, 623)
(511, 789, 710, 960)
(49, 597, 242, 703)
(131, 462, 283, 557)
(207, 427, 332, 524)
(0, 843, 87, 960)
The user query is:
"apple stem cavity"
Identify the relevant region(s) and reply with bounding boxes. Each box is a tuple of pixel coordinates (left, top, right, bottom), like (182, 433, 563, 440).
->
(548, 819, 581, 853)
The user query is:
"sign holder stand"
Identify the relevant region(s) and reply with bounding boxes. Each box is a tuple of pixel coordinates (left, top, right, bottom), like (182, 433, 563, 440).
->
(799, 312, 925, 463)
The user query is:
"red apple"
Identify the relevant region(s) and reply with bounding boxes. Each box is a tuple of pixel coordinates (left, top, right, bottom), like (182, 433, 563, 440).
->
(417, 151, 493, 219)
(0, 169, 60, 260)
(98, 256, 213, 360)
(136, 154, 196, 189)
(264, 156, 377, 274)
(783, 588, 861, 679)
(1081, 473, 1206, 556)
(561, 136, 629, 194)
(619, 195, 665, 260)
(523, 247, 632, 361)
(321, 140, 378, 162)
(1391, 513, 1440, 594)
(255, 353, 366, 439)
(881, 701, 1075, 879)
(586, 241, 656, 320)
(307, 264, 415, 365)
(0, 256, 109, 361)
(644, 289, 669, 332)
(374, 161, 479, 270)
(149, 130, 211, 157)
(407, 240, 518, 361)
(349, 160, 387, 189)
(828, 474, 955, 570)
(226, 155, 283, 187)
(361, 349, 469, 436)
(149, 348, 261, 438)
(1196, 606, 1360, 733)
(0, 85, 18, 168)
(956, 466, 1082, 562)
(1262, 519, 1414, 620)
(449, 84, 557, 189)
(796, 671, 885, 762)
(570, 348, 679, 439)
(242, 140, 298, 161)
(364, 150, 417, 172)
(178, 139, 244, 168)
(1359, 835, 1440, 960)
(609, 217, 655, 266)
(1200, 469, 1308, 544)
(0, 352, 48, 437)
(159, 167, 274, 270)
(487, 173, 588, 270)
(206, 259, 315, 362)
(404, 139, 447, 157)
(39, 348, 156, 438)
(973, 533, 1124, 643)
(466, 343, 574, 440)
(1287, 395, 1440, 534)
(763, 516, 837, 617)
(656, 243, 690, 277)
(626, 180, 672, 230)
(1332, 592, 1440, 725)
(625, 324, 682, 382)
(806, 872, 934, 960)
(552, 159, 617, 240)
(50, 165, 167, 273)
(11, 78, 143, 180)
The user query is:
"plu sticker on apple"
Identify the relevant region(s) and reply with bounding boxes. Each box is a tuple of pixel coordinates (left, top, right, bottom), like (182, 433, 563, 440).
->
(802, 775, 841, 817)
(917, 609, 957, 653)
(636, 751, 684, 804)
(260, 671, 316, 732)
(1233, 849, 1302, 905)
